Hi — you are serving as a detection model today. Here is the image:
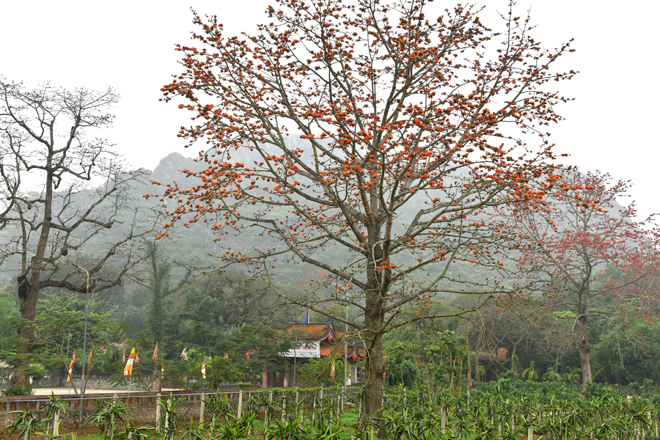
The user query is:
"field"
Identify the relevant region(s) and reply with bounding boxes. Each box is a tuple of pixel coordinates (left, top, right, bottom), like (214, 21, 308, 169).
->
(5, 379, 660, 439)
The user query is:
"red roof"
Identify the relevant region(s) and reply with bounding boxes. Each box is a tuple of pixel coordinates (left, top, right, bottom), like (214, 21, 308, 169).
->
(278, 323, 364, 360)
(286, 324, 327, 335)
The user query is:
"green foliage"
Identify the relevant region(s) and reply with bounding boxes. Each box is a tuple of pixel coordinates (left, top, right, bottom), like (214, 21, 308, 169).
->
(562, 366, 582, 388)
(33, 290, 124, 377)
(0, 290, 20, 351)
(542, 364, 561, 382)
(41, 393, 70, 436)
(180, 416, 207, 440)
(116, 422, 153, 440)
(591, 317, 660, 386)
(212, 412, 256, 440)
(2, 384, 32, 396)
(2, 407, 44, 439)
(5, 384, 656, 439)
(85, 399, 134, 440)
(267, 415, 306, 440)
(157, 394, 185, 440)
(522, 361, 539, 382)
(298, 357, 348, 388)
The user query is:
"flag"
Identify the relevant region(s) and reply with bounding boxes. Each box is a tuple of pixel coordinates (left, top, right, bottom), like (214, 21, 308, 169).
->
(152, 342, 159, 362)
(201, 357, 206, 380)
(102, 347, 107, 365)
(225, 352, 229, 359)
(122, 349, 126, 364)
(304, 308, 310, 324)
(124, 345, 136, 376)
(161, 364, 165, 379)
(136, 349, 139, 364)
(330, 359, 336, 382)
(66, 352, 75, 382)
(181, 347, 188, 361)
(88, 348, 93, 365)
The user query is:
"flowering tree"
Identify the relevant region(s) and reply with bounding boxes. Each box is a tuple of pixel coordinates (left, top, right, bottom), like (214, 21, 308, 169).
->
(157, 0, 575, 420)
(503, 168, 660, 389)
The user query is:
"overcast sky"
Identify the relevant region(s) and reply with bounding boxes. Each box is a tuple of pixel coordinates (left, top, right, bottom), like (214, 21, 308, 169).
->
(1, 1, 658, 219)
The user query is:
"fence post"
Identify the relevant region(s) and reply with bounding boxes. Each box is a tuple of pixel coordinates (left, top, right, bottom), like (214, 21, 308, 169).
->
(155, 393, 161, 432)
(311, 391, 316, 425)
(53, 409, 60, 436)
(238, 390, 243, 418)
(358, 397, 362, 424)
(441, 408, 446, 436)
(319, 387, 323, 423)
(165, 397, 171, 434)
(296, 388, 303, 428)
(200, 393, 206, 423)
(265, 390, 273, 434)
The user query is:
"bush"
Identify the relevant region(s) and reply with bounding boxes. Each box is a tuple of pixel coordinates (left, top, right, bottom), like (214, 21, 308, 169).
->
(238, 382, 252, 387)
(3, 385, 32, 396)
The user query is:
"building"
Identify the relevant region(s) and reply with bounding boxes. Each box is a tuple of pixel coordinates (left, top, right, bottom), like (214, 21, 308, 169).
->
(262, 322, 363, 388)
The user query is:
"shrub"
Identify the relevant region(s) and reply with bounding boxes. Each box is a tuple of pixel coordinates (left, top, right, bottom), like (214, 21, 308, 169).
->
(3, 385, 32, 396)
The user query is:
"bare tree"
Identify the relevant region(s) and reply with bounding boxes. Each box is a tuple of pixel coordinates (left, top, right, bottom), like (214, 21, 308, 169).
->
(0, 77, 157, 389)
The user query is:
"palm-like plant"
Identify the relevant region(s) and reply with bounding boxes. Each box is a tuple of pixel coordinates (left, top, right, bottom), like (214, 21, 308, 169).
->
(542, 363, 561, 382)
(43, 392, 70, 436)
(179, 417, 208, 440)
(2, 407, 44, 440)
(116, 421, 153, 440)
(212, 412, 256, 440)
(86, 399, 133, 440)
(522, 361, 539, 382)
(511, 355, 520, 375)
(563, 366, 581, 388)
(157, 395, 185, 440)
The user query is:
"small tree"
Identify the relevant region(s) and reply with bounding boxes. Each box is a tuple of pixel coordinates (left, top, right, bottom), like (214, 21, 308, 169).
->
(157, 0, 575, 421)
(0, 78, 157, 388)
(503, 167, 660, 389)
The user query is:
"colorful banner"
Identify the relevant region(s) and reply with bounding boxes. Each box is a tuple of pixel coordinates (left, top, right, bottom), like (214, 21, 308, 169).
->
(123, 346, 136, 376)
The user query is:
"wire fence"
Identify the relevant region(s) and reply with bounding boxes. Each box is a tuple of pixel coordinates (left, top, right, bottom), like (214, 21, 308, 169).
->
(0, 386, 361, 415)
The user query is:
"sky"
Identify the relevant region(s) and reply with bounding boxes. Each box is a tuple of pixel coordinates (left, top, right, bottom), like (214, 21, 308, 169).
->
(1, 0, 658, 219)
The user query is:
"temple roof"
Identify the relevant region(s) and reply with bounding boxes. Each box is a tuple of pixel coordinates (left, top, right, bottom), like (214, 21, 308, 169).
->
(279, 322, 363, 360)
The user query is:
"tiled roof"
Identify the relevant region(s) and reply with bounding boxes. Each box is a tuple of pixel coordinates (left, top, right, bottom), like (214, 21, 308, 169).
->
(278, 322, 364, 360)
(286, 324, 327, 335)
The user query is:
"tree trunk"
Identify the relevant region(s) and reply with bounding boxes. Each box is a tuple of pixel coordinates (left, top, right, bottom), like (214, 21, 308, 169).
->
(578, 317, 592, 390)
(12, 270, 43, 389)
(361, 270, 386, 436)
(11, 172, 53, 390)
(11, 275, 36, 389)
(362, 331, 384, 435)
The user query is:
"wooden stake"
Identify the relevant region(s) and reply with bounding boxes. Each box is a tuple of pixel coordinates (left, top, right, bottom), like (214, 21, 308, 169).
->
(466, 330, 472, 391)
(200, 392, 205, 423)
